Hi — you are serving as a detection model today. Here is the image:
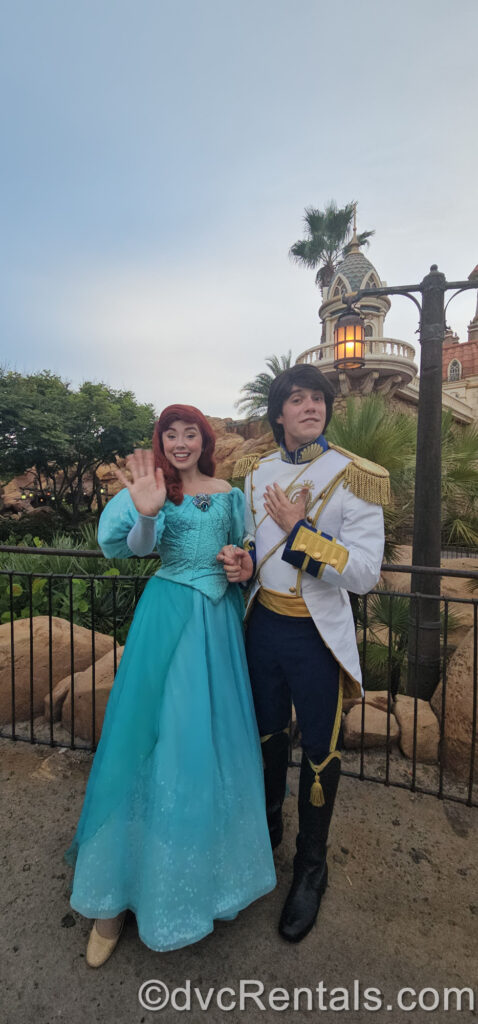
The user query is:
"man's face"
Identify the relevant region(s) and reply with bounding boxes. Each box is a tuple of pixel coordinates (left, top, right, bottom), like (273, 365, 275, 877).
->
(276, 386, 327, 451)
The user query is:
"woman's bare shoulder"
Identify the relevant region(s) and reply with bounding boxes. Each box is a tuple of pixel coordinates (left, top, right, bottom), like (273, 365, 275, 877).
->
(209, 478, 232, 493)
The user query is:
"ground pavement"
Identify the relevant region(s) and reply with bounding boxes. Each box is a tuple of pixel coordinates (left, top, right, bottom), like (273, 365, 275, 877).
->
(1, 738, 477, 1024)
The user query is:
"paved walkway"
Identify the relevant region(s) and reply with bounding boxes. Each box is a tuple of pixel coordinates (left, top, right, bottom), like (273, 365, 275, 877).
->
(1, 738, 477, 1024)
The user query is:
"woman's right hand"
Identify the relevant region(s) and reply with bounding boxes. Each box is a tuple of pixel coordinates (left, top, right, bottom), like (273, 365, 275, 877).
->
(217, 545, 254, 583)
(114, 449, 167, 516)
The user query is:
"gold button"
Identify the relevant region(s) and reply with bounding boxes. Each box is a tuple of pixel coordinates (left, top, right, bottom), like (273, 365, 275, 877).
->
(313, 550, 322, 559)
(330, 558, 338, 566)
(289, 586, 296, 594)
(253, 462, 260, 470)
(251, 484, 256, 490)
(297, 544, 306, 552)
(306, 517, 313, 523)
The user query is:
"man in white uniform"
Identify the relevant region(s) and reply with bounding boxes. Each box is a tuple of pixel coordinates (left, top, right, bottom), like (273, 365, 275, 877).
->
(219, 364, 388, 943)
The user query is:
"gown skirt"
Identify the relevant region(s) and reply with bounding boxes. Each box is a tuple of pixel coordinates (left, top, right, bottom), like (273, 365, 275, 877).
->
(66, 576, 276, 952)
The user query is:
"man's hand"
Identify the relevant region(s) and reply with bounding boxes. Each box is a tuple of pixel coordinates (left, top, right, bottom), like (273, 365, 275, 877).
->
(217, 544, 254, 583)
(263, 483, 309, 534)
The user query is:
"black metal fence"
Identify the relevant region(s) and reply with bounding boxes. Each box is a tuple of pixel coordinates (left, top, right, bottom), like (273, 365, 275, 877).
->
(441, 545, 478, 559)
(1, 547, 477, 809)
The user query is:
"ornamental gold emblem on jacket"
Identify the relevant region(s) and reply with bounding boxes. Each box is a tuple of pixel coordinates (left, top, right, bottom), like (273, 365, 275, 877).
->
(285, 481, 314, 514)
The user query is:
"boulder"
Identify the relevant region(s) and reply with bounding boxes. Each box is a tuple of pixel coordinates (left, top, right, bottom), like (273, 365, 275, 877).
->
(342, 690, 392, 714)
(216, 431, 277, 479)
(343, 703, 399, 749)
(431, 626, 478, 781)
(206, 416, 233, 437)
(238, 433, 275, 455)
(214, 434, 245, 461)
(393, 694, 439, 764)
(0, 616, 114, 725)
(61, 647, 123, 744)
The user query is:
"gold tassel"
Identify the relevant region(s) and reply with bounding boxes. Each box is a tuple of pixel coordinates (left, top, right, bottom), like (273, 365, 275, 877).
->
(310, 772, 325, 807)
(343, 459, 390, 506)
(308, 751, 341, 805)
(328, 443, 390, 506)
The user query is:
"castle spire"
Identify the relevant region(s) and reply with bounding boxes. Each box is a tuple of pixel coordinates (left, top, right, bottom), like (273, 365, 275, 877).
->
(347, 202, 360, 254)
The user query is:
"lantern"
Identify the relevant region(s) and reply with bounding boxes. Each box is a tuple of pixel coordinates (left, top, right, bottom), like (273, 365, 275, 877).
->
(334, 308, 365, 369)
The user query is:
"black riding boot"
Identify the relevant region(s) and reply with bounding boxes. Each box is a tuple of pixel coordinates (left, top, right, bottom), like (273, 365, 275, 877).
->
(279, 752, 341, 942)
(261, 730, 289, 850)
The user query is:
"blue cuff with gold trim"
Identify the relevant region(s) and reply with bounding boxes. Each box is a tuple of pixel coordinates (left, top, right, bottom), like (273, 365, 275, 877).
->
(282, 520, 317, 568)
(282, 521, 348, 578)
(244, 539, 256, 574)
(239, 539, 256, 589)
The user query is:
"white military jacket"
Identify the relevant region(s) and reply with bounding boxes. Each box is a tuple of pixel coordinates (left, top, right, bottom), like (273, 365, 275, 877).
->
(239, 439, 388, 696)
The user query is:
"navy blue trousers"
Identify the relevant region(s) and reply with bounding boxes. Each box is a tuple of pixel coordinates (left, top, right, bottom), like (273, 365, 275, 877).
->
(245, 601, 341, 763)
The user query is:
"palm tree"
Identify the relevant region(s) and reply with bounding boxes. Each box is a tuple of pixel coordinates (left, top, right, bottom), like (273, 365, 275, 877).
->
(326, 395, 416, 560)
(440, 410, 478, 547)
(235, 352, 292, 419)
(327, 396, 478, 553)
(356, 586, 461, 695)
(289, 200, 374, 293)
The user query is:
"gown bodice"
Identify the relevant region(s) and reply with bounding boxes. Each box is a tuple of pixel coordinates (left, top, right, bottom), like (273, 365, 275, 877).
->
(97, 486, 245, 603)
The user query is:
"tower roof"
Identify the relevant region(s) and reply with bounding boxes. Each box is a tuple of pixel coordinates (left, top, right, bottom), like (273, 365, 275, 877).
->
(328, 250, 380, 295)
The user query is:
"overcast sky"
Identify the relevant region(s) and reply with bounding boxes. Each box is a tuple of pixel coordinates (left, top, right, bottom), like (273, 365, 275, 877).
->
(1, 0, 477, 418)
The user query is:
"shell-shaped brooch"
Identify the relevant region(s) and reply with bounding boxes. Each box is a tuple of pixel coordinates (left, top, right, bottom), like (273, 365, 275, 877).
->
(192, 493, 212, 512)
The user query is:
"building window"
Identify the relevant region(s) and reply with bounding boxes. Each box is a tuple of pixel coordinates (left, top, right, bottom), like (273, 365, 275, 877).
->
(365, 324, 373, 338)
(364, 274, 379, 290)
(332, 276, 347, 299)
(448, 359, 461, 382)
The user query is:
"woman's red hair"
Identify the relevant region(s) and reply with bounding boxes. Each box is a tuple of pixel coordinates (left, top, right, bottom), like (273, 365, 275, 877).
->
(153, 404, 216, 505)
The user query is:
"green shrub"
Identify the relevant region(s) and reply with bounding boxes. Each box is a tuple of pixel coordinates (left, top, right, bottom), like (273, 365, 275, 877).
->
(0, 524, 158, 643)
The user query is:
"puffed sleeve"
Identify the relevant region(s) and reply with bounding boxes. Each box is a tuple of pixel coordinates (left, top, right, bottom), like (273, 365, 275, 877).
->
(242, 473, 257, 572)
(97, 488, 165, 559)
(228, 486, 246, 547)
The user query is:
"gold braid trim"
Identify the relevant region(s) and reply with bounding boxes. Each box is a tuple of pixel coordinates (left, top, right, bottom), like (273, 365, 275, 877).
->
(233, 454, 261, 478)
(308, 751, 342, 806)
(233, 447, 279, 478)
(260, 727, 289, 744)
(256, 468, 348, 586)
(308, 669, 343, 806)
(328, 443, 390, 507)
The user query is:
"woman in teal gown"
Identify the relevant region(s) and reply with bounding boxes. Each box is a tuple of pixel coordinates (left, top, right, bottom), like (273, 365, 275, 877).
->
(65, 405, 276, 962)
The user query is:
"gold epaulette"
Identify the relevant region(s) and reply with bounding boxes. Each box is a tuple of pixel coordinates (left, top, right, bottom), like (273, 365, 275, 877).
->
(328, 443, 390, 506)
(233, 447, 278, 478)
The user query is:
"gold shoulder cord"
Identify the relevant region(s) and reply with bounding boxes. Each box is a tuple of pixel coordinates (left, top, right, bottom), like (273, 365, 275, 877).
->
(254, 451, 329, 577)
(295, 469, 347, 596)
(255, 450, 327, 532)
(308, 670, 344, 805)
(256, 466, 348, 585)
(249, 465, 257, 525)
(240, 450, 280, 528)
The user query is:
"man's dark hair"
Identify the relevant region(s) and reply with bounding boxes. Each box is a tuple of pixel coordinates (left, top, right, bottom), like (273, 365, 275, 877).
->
(267, 364, 335, 444)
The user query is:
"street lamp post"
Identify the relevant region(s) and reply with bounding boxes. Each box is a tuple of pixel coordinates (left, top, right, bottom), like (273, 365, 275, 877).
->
(338, 266, 477, 700)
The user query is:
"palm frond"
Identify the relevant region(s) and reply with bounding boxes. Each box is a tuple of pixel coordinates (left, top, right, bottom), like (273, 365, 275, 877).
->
(289, 200, 374, 291)
(235, 353, 292, 417)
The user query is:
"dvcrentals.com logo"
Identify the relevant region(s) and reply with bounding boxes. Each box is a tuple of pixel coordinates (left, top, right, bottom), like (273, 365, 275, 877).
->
(138, 978, 475, 1013)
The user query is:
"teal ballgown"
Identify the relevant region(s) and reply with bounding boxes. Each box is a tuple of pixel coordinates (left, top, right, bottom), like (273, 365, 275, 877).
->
(65, 487, 276, 952)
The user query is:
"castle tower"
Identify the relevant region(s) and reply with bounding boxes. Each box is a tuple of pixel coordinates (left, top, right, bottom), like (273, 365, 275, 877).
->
(442, 268, 478, 418)
(296, 216, 417, 398)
